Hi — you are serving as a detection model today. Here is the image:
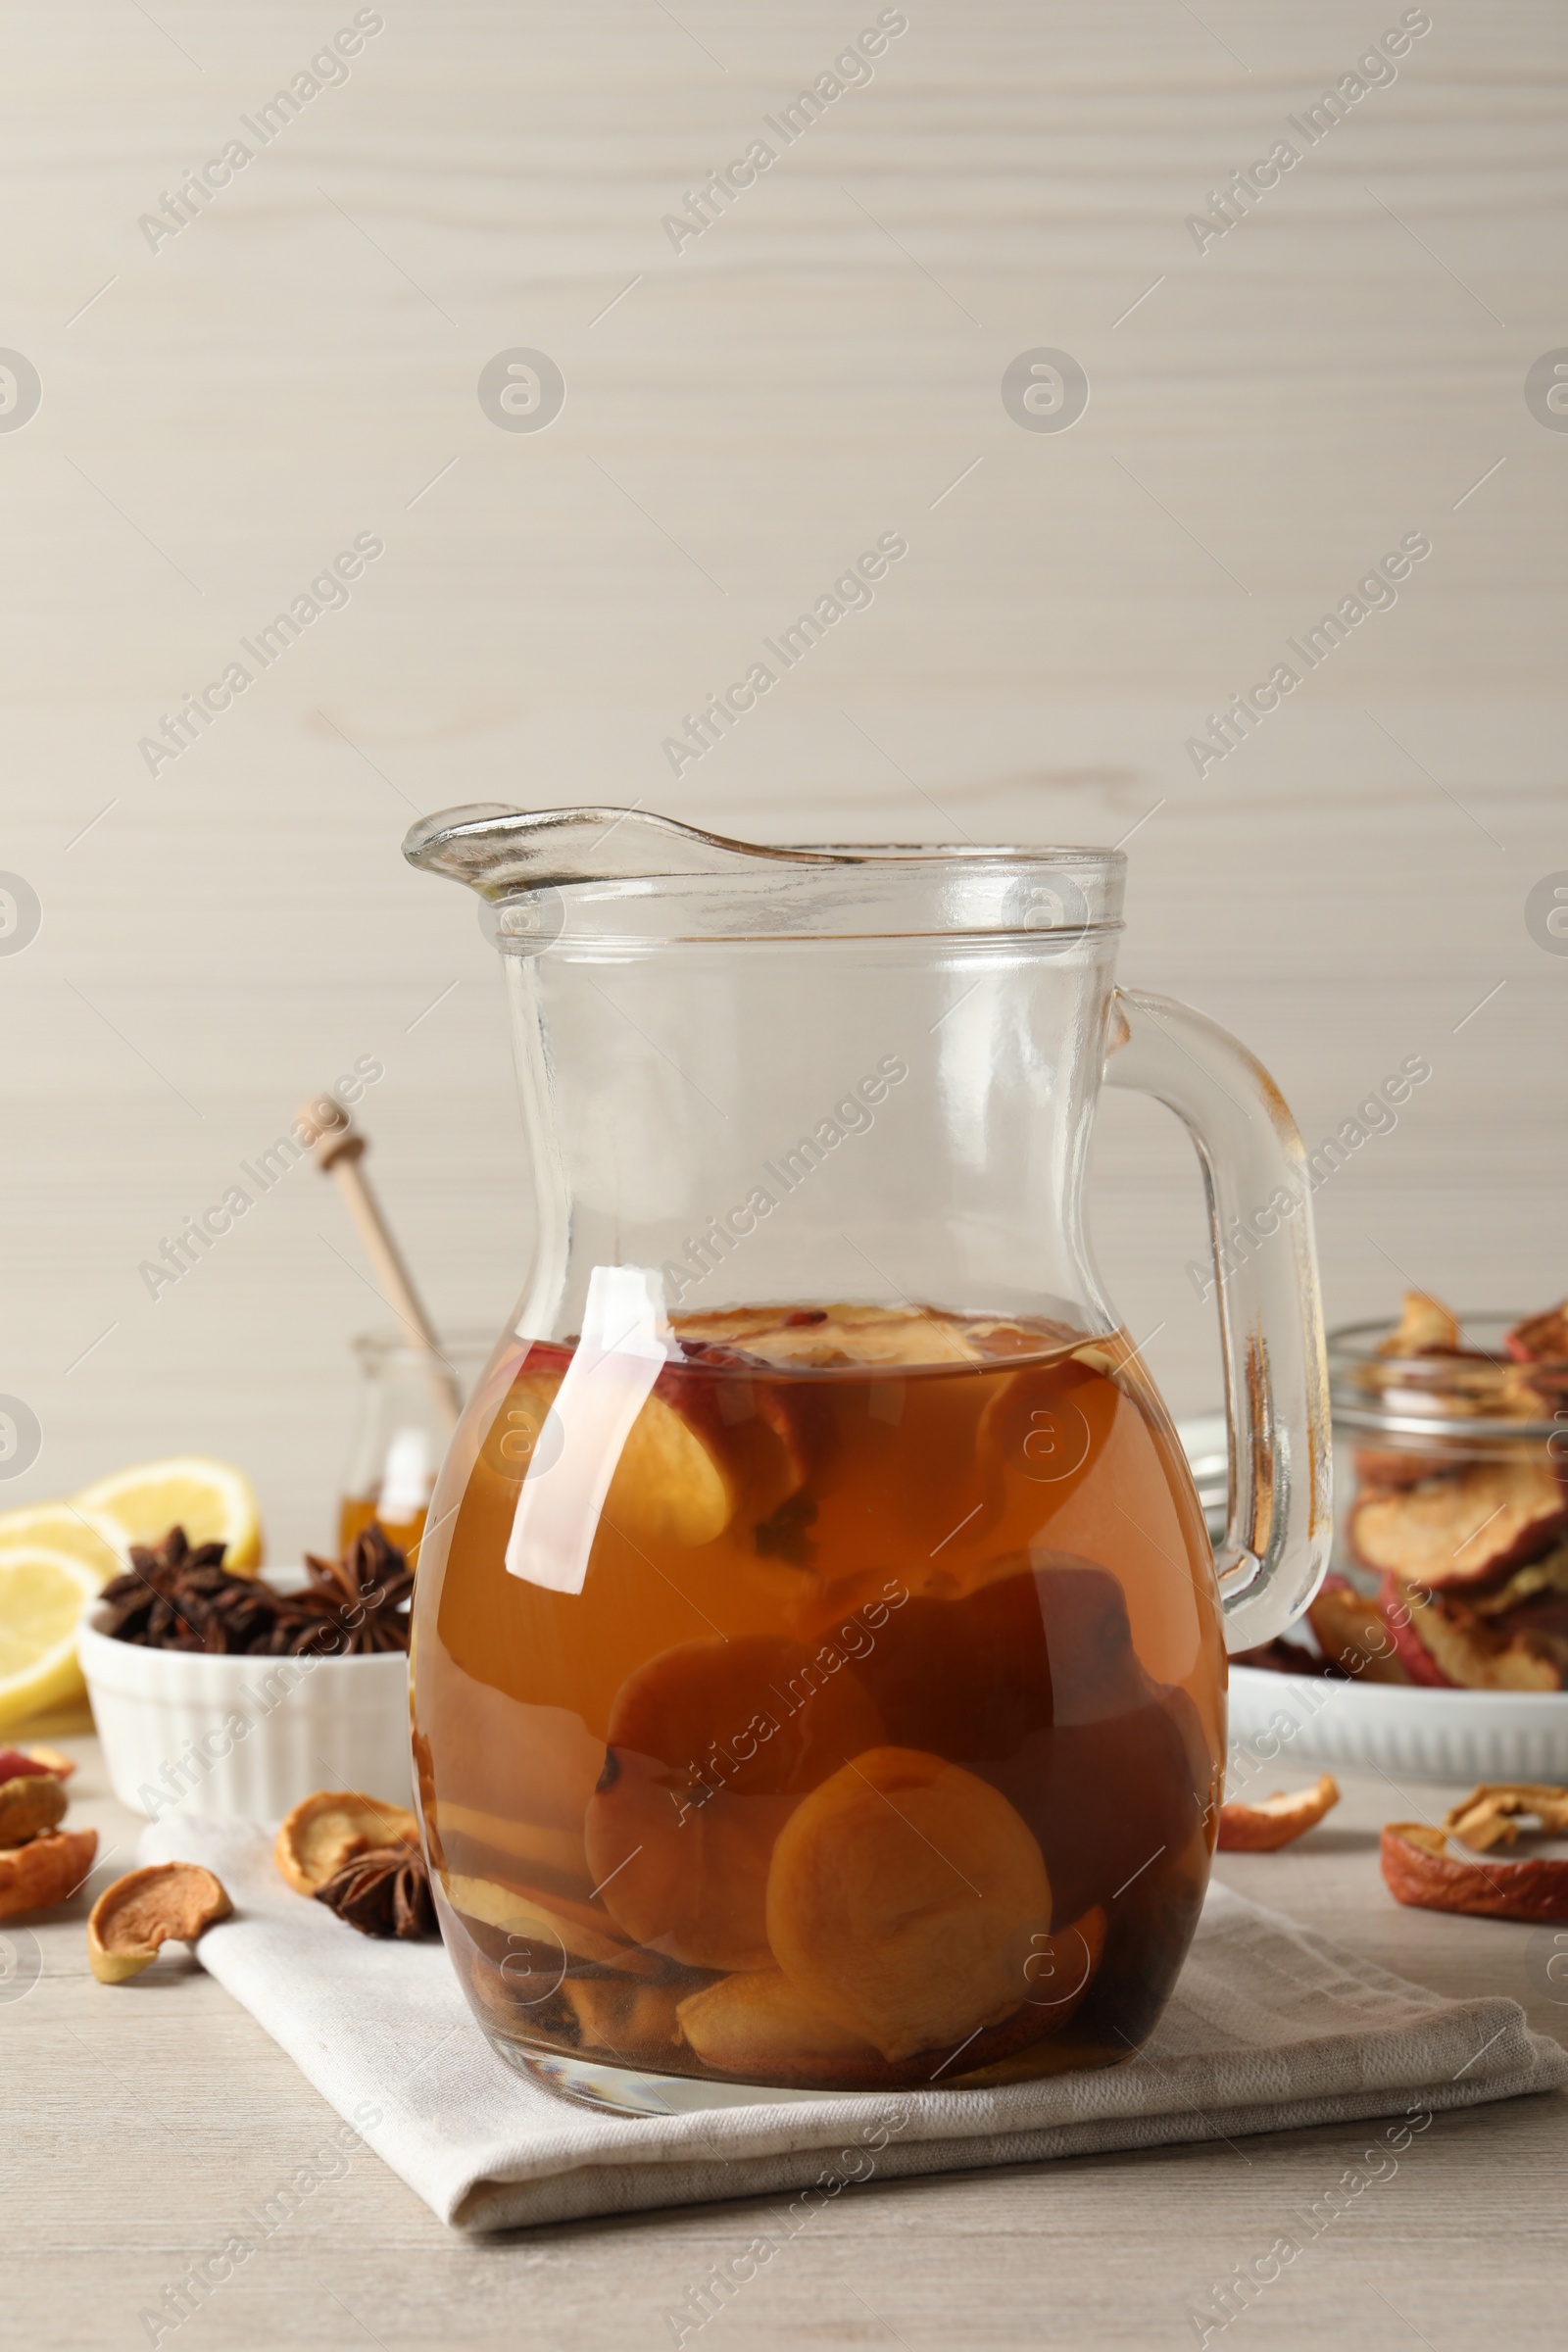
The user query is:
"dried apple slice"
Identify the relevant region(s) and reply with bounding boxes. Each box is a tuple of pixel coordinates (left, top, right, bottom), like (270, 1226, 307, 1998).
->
(678, 1908, 1106, 2085)
(1469, 1542, 1568, 1619)
(583, 1635, 883, 1970)
(1352, 1444, 1461, 1493)
(1443, 1784, 1568, 1852)
(273, 1790, 420, 1897)
(764, 1745, 1052, 2063)
(653, 1357, 829, 1535)
(1378, 1574, 1560, 1691)
(849, 1560, 1204, 1934)
(0, 1826, 96, 1921)
(672, 1303, 982, 1369)
(422, 1799, 588, 1891)
(1217, 1773, 1340, 1851)
(1350, 1456, 1567, 1592)
(1305, 1577, 1408, 1684)
(1375, 1574, 1456, 1688)
(439, 1869, 634, 1968)
(611, 1385, 734, 1547)
(1505, 1300, 1568, 1364)
(1381, 1822, 1568, 1924)
(0, 1771, 68, 1846)
(1378, 1290, 1461, 1355)
(87, 1863, 231, 1983)
(0, 1743, 74, 1783)
(476, 1357, 735, 1550)
(677, 1969, 885, 2076)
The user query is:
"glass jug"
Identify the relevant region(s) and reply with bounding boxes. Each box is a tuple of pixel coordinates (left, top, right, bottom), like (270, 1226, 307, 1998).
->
(404, 806, 1331, 2115)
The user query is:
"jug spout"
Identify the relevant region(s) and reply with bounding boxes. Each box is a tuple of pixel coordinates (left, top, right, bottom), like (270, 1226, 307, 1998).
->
(402, 804, 849, 901)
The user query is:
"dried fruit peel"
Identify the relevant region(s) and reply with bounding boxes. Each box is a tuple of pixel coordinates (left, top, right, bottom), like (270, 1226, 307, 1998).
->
(484, 1367, 735, 1550)
(672, 1303, 986, 1368)
(676, 1908, 1108, 2087)
(677, 1968, 885, 2075)
(1380, 1822, 1568, 1925)
(1505, 1301, 1568, 1365)
(1378, 1291, 1461, 1356)
(273, 1789, 420, 1896)
(764, 1745, 1052, 2063)
(584, 1634, 883, 1971)
(1217, 1773, 1340, 1852)
(1350, 1456, 1567, 1592)
(0, 1772, 68, 1847)
(440, 1869, 633, 1967)
(1380, 1574, 1560, 1692)
(0, 1826, 96, 1920)
(87, 1862, 231, 1983)
(1441, 1783, 1568, 1852)
(1305, 1580, 1408, 1683)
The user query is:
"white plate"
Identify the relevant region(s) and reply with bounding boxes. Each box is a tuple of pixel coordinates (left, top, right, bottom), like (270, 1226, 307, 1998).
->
(1228, 1664, 1568, 1786)
(1177, 1414, 1568, 1785)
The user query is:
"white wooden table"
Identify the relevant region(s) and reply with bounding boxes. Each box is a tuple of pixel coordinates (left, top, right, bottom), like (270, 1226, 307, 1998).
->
(6, 1731, 1563, 2348)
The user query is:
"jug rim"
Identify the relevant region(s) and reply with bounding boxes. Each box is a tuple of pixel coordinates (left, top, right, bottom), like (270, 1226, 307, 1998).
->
(404, 803, 1125, 888)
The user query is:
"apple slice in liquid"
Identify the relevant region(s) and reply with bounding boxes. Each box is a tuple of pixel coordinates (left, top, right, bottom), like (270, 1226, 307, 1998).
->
(583, 1633, 884, 1971)
(764, 1744, 1053, 2063)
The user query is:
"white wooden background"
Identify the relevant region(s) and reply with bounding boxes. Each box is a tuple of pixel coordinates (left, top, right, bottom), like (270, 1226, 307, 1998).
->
(4, 0, 1564, 1574)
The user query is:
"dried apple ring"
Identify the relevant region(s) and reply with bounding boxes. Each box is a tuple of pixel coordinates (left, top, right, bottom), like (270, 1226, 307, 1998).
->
(765, 1745, 1052, 2063)
(475, 1358, 734, 1549)
(676, 1969, 884, 2077)
(1351, 1456, 1567, 1593)
(677, 1911, 1106, 2087)
(1217, 1773, 1339, 1851)
(1381, 1822, 1568, 1923)
(584, 1635, 884, 1970)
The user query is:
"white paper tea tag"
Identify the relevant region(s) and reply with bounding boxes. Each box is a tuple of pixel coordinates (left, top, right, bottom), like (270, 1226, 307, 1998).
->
(503, 1264, 667, 1595)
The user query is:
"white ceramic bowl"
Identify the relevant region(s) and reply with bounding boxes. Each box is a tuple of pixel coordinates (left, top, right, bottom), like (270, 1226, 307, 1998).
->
(1229, 1664, 1568, 1785)
(79, 1573, 412, 1821)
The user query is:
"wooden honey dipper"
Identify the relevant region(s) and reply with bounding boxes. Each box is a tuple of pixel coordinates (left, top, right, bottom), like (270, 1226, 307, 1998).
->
(300, 1096, 463, 1429)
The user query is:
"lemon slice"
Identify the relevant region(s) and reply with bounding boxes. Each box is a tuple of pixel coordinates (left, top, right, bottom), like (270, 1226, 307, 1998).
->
(0, 1545, 101, 1733)
(75, 1455, 262, 1573)
(0, 1499, 125, 1588)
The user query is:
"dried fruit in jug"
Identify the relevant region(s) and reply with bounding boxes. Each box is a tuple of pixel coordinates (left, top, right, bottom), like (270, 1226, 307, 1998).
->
(764, 1746, 1053, 2063)
(583, 1633, 882, 1970)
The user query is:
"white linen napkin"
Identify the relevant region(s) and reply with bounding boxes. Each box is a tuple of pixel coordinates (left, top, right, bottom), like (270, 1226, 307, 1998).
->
(140, 1816, 1568, 2234)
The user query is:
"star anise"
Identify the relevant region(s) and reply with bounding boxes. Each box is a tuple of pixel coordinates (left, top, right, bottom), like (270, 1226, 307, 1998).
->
(314, 1843, 435, 1939)
(295, 1524, 415, 1656)
(101, 1526, 282, 1653)
(100, 1523, 413, 1657)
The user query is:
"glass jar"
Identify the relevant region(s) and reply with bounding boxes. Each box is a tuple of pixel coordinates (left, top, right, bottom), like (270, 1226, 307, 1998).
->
(338, 1332, 496, 1565)
(1326, 1314, 1568, 1688)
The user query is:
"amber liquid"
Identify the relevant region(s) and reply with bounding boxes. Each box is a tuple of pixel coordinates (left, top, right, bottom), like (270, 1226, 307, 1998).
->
(337, 1495, 428, 1565)
(413, 1307, 1225, 2092)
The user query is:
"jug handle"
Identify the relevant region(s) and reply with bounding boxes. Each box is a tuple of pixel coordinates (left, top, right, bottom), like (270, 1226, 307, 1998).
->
(1102, 988, 1333, 1652)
